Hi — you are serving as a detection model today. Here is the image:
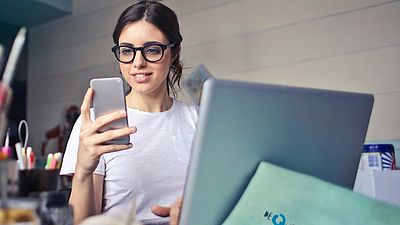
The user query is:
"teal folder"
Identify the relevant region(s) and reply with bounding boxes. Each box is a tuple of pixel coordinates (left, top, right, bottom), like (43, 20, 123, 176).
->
(223, 162, 400, 225)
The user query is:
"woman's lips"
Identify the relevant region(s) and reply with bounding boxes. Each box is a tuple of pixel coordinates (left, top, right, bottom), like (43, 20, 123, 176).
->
(132, 72, 151, 83)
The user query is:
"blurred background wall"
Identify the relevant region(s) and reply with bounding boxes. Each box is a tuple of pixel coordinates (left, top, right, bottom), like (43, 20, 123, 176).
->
(1, 0, 400, 154)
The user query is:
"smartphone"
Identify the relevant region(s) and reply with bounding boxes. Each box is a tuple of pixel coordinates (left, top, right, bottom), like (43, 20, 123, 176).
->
(90, 77, 130, 145)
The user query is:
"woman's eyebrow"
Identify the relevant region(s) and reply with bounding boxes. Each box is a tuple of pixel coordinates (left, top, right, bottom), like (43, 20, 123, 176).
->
(143, 41, 163, 45)
(119, 41, 163, 47)
(119, 42, 134, 47)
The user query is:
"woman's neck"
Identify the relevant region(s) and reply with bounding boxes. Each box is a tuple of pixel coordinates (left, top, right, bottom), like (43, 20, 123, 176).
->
(126, 91, 173, 112)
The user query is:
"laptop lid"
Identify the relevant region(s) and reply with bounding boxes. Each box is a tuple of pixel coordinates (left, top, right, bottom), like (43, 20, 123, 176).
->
(180, 77, 374, 225)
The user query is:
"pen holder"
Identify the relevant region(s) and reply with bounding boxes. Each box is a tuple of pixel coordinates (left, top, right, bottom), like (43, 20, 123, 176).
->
(18, 169, 59, 197)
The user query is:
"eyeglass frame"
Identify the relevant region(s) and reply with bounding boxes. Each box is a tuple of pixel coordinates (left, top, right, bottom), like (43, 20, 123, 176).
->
(111, 43, 176, 63)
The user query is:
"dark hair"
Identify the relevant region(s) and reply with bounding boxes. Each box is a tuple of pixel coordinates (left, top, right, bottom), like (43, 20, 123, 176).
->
(113, 0, 183, 97)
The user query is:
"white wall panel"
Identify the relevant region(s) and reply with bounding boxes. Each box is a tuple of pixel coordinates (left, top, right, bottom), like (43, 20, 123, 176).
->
(29, 36, 114, 80)
(367, 92, 400, 141)
(73, 0, 128, 16)
(182, 1, 400, 74)
(219, 45, 400, 94)
(28, 0, 238, 55)
(29, 3, 129, 55)
(180, 0, 392, 47)
(27, 62, 118, 108)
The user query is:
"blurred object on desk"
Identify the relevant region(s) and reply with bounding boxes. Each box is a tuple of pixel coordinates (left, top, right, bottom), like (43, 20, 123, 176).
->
(41, 104, 79, 156)
(80, 194, 141, 225)
(38, 191, 73, 225)
(0, 85, 12, 144)
(0, 44, 3, 69)
(0, 27, 26, 144)
(183, 64, 214, 106)
(0, 198, 40, 225)
(1, 128, 12, 160)
(355, 143, 399, 207)
(359, 144, 396, 171)
(354, 169, 400, 207)
(0, 160, 19, 199)
(15, 120, 36, 170)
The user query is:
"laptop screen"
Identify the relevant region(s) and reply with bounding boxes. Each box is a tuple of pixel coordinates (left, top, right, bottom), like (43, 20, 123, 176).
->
(180, 76, 373, 225)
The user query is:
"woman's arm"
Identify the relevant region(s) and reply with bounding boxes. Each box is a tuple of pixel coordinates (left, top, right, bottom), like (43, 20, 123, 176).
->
(69, 173, 104, 225)
(69, 88, 135, 225)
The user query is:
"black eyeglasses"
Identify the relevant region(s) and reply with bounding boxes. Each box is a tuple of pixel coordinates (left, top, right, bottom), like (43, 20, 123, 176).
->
(111, 43, 176, 63)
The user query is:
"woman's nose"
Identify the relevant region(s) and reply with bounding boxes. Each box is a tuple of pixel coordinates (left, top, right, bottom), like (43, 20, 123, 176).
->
(133, 50, 146, 68)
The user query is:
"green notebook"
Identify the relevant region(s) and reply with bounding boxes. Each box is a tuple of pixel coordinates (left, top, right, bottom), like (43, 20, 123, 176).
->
(222, 162, 400, 225)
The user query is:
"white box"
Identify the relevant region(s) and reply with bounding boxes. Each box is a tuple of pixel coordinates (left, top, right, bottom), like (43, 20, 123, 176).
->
(353, 170, 400, 207)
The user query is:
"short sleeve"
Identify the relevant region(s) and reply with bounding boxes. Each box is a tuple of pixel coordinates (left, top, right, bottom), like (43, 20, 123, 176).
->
(60, 110, 106, 176)
(94, 155, 106, 175)
(60, 115, 82, 175)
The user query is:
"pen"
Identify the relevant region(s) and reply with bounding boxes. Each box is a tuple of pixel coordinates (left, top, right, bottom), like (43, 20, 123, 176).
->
(21, 147, 27, 170)
(15, 142, 25, 170)
(45, 153, 53, 170)
(1, 128, 11, 159)
(54, 152, 63, 169)
(26, 147, 35, 170)
(49, 154, 58, 170)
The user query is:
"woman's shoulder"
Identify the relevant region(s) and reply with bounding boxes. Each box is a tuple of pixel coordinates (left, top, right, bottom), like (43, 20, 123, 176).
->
(173, 99, 198, 113)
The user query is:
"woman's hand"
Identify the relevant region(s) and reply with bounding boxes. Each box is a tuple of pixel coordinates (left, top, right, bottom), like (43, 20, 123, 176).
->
(75, 88, 136, 177)
(151, 197, 183, 225)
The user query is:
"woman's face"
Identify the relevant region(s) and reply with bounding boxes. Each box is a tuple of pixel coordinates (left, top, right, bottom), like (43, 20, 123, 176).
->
(118, 20, 173, 96)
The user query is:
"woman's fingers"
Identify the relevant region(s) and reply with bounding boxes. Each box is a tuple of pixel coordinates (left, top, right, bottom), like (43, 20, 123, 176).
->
(76, 126, 134, 175)
(80, 88, 94, 129)
(84, 126, 136, 147)
(96, 143, 133, 155)
(80, 141, 132, 161)
(86, 110, 128, 135)
(76, 88, 136, 175)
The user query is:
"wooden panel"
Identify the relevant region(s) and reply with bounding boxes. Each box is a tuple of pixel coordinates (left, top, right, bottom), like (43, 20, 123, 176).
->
(367, 92, 400, 141)
(180, 0, 391, 46)
(217, 45, 400, 94)
(28, 0, 236, 55)
(29, 2, 128, 55)
(29, 36, 114, 80)
(27, 62, 117, 107)
(72, 0, 128, 16)
(29, 1, 400, 80)
(182, 1, 400, 75)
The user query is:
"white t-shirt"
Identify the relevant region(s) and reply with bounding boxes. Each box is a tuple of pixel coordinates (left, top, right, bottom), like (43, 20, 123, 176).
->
(60, 100, 198, 224)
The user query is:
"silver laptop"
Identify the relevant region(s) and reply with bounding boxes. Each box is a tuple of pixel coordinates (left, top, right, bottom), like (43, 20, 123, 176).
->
(180, 77, 374, 225)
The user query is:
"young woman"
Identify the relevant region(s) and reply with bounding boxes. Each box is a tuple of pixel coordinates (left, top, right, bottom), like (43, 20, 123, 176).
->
(60, 1, 197, 225)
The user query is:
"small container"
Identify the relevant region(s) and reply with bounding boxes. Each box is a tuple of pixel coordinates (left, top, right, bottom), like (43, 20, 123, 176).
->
(362, 144, 397, 170)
